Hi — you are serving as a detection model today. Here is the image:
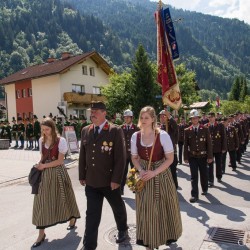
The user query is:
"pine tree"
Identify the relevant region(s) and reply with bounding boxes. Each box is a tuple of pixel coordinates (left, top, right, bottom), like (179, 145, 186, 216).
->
(229, 76, 241, 101)
(131, 44, 158, 118)
(239, 76, 248, 102)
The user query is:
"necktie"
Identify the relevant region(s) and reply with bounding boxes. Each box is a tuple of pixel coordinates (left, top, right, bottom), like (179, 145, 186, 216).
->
(127, 125, 130, 131)
(194, 127, 198, 135)
(94, 126, 99, 139)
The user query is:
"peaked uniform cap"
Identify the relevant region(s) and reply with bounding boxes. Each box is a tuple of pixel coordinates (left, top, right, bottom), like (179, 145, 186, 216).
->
(123, 109, 133, 117)
(90, 101, 106, 110)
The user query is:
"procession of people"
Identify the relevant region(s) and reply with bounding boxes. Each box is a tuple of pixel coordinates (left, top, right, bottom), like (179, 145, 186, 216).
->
(0, 101, 249, 250)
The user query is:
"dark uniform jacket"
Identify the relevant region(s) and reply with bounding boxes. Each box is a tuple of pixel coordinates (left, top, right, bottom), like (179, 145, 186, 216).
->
(33, 121, 41, 137)
(225, 126, 239, 151)
(232, 121, 244, 143)
(121, 123, 139, 160)
(160, 117, 178, 153)
(17, 123, 25, 136)
(26, 123, 34, 138)
(184, 124, 213, 161)
(79, 121, 126, 188)
(178, 123, 188, 143)
(205, 122, 227, 153)
(12, 124, 18, 137)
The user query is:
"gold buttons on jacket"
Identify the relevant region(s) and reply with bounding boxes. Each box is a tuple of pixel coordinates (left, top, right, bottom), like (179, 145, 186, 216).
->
(92, 157, 94, 159)
(92, 164, 95, 166)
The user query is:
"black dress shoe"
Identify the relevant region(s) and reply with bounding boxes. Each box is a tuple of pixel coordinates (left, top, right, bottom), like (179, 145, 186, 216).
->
(32, 234, 46, 248)
(208, 182, 214, 187)
(166, 239, 177, 245)
(189, 197, 198, 203)
(217, 178, 222, 183)
(67, 219, 77, 230)
(232, 168, 237, 172)
(201, 191, 208, 195)
(116, 230, 128, 243)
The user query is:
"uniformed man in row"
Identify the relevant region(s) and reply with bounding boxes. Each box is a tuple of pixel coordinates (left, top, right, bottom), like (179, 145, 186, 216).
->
(17, 117, 25, 149)
(222, 117, 239, 172)
(159, 108, 179, 188)
(205, 112, 227, 187)
(33, 115, 41, 150)
(184, 109, 213, 203)
(12, 118, 18, 148)
(177, 116, 188, 165)
(120, 109, 139, 195)
(230, 113, 244, 164)
(200, 112, 209, 125)
(25, 118, 34, 149)
(79, 101, 128, 250)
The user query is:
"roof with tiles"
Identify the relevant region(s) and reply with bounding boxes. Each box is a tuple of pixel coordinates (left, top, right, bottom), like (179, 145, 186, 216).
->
(0, 51, 111, 85)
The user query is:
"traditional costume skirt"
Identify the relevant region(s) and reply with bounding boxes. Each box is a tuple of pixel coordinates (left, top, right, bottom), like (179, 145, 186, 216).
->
(136, 159, 182, 249)
(32, 165, 80, 229)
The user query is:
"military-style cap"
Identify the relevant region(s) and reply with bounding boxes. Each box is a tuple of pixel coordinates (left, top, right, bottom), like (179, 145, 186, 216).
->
(159, 110, 166, 115)
(12, 117, 16, 122)
(90, 101, 106, 110)
(33, 115, 38, 119)
(229, 114, 234, 118)
(189, 109, 200, 118)
(222, 117, 228, 121)
(208, 112, 215, 117)
(202, 112, 206, 115)
(123, 109, 133, 117)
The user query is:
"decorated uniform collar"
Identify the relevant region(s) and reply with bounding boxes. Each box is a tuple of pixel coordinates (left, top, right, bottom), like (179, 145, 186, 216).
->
(122, 123, 136, 130)
(89, 120, 110, 131)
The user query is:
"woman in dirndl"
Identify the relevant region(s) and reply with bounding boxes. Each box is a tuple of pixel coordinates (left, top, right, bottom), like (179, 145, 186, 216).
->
(131, 106, 182, 250)
(32, 117, 80, 247)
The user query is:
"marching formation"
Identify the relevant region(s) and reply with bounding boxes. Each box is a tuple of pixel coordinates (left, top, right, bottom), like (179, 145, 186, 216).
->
(1, 101, 249, 250)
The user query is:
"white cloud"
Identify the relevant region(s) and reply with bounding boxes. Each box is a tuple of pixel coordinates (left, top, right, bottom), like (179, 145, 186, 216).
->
(151, 0, 250, 24)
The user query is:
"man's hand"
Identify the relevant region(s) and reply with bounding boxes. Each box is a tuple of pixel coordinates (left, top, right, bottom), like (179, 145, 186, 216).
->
(111, 182, 120, 190)
(207, 158, 213, 164)
(80, 180, 86, 186)
(184, 160, 189, 164)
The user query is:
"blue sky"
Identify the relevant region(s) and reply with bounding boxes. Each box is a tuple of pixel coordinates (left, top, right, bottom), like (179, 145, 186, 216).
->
(151, 0, 250, 25)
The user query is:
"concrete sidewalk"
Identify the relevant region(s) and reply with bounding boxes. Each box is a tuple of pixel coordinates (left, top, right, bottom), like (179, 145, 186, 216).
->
(0, 144, 249, 250)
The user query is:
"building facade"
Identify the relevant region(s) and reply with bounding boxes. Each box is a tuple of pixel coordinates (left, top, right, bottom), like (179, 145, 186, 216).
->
(0, 51, 111, 122)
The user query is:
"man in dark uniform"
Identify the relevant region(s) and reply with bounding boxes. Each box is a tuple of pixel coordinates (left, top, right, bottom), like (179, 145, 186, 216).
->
(200, 112, 209, 125)
(79, 101, 128, 250)
(56, 117, 63, 135)
(25, 118, 34, 149)
(17, 117, 25, 149)
(231, 113, 244, 164)
(184, 109, 213, 203)
(177, 116, 188, 165)
(12, 118, 18, 148)
(205, 112, 227, 186)
(80, 115, 89, 134)
(120, 109, 139, 195)
(33, 115, 41, 150)
(159, 108, 179, 188)
(222, 117, 239, 172)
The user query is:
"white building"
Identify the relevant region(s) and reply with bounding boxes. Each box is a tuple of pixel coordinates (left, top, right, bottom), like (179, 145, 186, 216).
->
(0, 51, 111, 122)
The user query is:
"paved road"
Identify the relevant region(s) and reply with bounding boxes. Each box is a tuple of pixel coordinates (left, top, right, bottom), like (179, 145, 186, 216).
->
(0, 144, 249, 250)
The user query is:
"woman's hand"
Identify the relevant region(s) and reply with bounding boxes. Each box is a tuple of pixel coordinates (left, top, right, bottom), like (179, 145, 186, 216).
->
(139, 169, 146, 179)
(36, 163, 46, 171)
(141, 170, 156, 181)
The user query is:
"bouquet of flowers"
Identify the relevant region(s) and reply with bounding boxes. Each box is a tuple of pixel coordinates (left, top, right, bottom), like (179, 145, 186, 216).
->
(126, 168, 138, 192)
(126, 168, 145, 192)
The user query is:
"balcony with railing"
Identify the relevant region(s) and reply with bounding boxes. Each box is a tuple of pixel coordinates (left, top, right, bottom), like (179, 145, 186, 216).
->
(63, 92, 106, 105)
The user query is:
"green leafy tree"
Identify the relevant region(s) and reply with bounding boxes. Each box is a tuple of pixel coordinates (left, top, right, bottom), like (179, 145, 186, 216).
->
(176, 63, 201, 106)
(101, 71, 134, 116)
(131, 44, 159, 118)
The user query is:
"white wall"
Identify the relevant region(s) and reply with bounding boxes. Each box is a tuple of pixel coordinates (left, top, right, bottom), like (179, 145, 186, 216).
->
(32, 75, 61, 120)
(5, 84, 17, 122)
(60, 58, 109, 96)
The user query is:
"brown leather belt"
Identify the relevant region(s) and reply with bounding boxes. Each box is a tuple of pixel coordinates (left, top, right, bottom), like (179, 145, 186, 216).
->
(190, 151, 207, 157)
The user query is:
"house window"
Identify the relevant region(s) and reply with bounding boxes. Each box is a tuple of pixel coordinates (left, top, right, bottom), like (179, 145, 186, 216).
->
(90, 67, 95, 76)
(72, 84, 85, 93)
(28, 88, 32, 97)
(93, 86, 101, 95)
(22, 89, 26, 98)
(73, 109, 86, 119)
(16, 90, 20, 99)
(82, 65, 88, 75)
